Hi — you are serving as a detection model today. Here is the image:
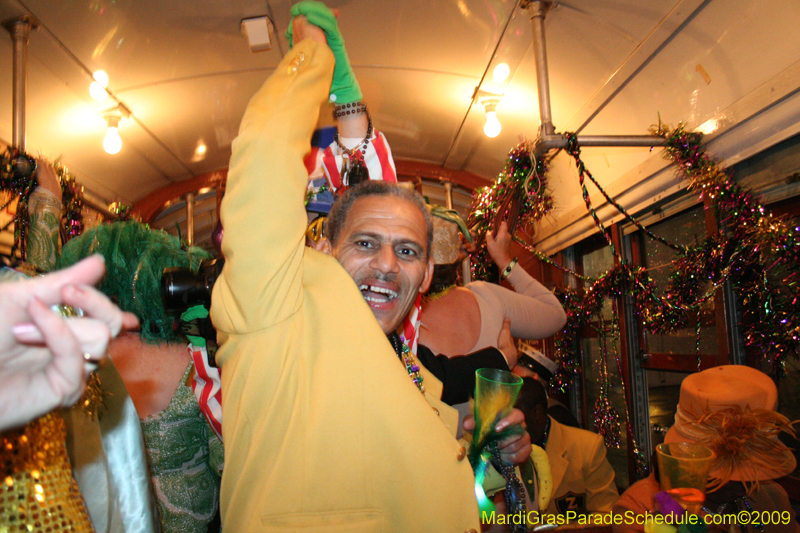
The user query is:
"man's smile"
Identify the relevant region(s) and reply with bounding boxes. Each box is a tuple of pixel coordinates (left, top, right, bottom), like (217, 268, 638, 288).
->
(359, 283, 399, 304)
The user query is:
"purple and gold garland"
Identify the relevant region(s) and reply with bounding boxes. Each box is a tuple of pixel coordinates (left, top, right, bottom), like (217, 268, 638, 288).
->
(0, 150, 37, 259)
(467, 141, 553, 281)
(657, 124, 800, 376)
(53, 160, 86, 241)
(467, 123, 800, 470)
(1, 151, 86, 259)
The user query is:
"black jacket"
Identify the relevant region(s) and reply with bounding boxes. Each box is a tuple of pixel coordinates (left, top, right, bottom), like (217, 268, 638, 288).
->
(416, 343, 509, 405)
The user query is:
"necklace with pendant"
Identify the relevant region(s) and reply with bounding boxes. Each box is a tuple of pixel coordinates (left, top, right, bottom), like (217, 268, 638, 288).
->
(390, 334, 425, 394)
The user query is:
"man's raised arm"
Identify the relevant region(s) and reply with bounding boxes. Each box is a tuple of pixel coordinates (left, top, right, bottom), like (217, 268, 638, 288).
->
(211, 23, 334, 333)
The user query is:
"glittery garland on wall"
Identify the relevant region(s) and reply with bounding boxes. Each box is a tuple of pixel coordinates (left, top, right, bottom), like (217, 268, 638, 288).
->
(466, 123, 800, 474)
(517, 125, 800, 381)
(654, 123, 800, 378)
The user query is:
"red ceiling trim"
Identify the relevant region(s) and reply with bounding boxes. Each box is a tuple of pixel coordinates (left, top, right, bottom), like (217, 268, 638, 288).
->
(395, 161, 490, 192)
(132, 161, 489, 224)
(132, 169, 227, 224)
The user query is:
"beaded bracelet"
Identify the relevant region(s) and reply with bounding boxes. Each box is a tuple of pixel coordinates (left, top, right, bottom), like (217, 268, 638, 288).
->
(333, 102, 367, 119)
(334, 112, 373, 156)
(500, 257, 518, 281)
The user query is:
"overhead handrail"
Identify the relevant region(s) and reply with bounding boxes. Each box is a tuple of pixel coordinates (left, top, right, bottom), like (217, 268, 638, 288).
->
(520, 0, 666, 155)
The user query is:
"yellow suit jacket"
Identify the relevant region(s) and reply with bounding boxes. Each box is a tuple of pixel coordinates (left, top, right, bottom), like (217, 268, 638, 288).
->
(544, 417, 619, 516)
(211, 39, 480, 532)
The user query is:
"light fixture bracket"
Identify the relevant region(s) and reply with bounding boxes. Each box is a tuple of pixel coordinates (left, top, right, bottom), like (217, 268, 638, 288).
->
(103, 104, 131, 129)
(480, 96, 501, 114)
(103, 103, 130, 119)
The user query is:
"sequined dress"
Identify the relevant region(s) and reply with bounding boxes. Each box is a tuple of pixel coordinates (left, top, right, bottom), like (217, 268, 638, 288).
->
(1, 412, 94, 532)
(140, 363, 220, 533)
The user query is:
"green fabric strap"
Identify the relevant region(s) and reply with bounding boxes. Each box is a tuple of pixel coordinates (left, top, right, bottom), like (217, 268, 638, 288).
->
(285, 0, 362, 104)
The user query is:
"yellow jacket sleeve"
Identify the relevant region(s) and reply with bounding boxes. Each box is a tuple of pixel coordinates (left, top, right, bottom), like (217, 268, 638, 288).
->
(212, 39, 334, 336)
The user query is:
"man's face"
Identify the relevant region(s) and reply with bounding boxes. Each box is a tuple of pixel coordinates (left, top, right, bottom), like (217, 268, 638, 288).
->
(330, 195, 433, 334)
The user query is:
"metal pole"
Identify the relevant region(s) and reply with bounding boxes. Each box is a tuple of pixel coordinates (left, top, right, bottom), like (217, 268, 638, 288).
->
(536, 134, 667, 153)
(4, 17, 38, 151)
(519, 2, 666, 155)
(443, 181, 453, 209)
(462, 255, 472, 284)
(442, 181, 473, 283)
(573, 135, 667, 147)
(524, 0, 555, 138)
(185, 192, 195, 246)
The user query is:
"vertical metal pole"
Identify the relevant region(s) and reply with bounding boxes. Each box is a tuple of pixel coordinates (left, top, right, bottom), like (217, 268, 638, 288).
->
(4, 18, 36, 151)
(185, 192, 195, 246)
(523, 1, 555, 138)
(444, 181, 472, 284)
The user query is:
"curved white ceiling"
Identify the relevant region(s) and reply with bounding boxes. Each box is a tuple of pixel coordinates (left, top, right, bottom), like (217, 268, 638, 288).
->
(0, 0, 798, 251)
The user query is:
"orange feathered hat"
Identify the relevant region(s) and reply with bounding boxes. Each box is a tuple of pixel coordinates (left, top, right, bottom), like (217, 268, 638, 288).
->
(664, 365, 796, 491)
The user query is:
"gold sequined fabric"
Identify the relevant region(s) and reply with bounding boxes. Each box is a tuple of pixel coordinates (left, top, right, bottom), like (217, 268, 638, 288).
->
(1, 412, 94, 532)
(73, 372, 105, 421)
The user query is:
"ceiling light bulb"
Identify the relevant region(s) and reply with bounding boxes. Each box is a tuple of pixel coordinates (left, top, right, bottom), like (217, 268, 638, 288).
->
(103, 116, 122, 154)
(192, 140, 208, 162)
(484, 110, 501, 138)
(104, 126, 122, 154)
(90, 70, 109, 100)
(492, 63, 510, 84)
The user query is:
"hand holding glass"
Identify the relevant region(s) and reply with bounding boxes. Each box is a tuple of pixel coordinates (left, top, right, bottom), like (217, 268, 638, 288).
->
(656, 442, 714, 515)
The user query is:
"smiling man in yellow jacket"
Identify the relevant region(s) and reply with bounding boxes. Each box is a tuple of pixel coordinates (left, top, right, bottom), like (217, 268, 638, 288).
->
(211, 3, 529, 531)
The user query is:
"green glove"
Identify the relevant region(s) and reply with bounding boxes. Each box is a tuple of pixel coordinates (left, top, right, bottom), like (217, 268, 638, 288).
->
(285, 0, 362, 104)
(180, 304, 209, 347)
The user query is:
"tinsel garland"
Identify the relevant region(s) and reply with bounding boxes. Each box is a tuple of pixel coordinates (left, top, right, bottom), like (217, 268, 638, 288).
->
(654, 123, 800, 376)
(548, 125, 800, 377)
(0, 152, 87, 258)
(53, 160, 86, 240)
(467, 125, 800, 468)
(467, 141, 553, 281)
(594, 311, 622, 450)
(0, 149, 37, 260)
(467, 124, 800, 470)
(108, 201, 138, 222)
